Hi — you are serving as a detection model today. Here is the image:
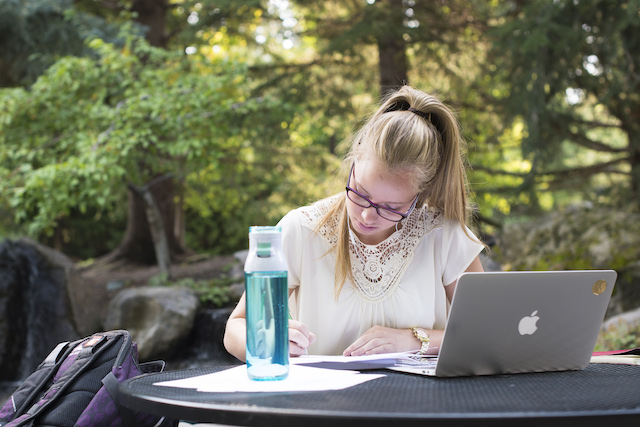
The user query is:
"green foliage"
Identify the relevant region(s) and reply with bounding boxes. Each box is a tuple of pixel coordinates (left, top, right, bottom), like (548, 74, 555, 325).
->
(0, 31, 334, 255)
(0, 0, 127, 87)
(494, 205, 640, 271)
(487, 0, 640, 212)
(0, 37, 205, 234)
(149, 272, 234, 308)
(595, 322, 640, 352)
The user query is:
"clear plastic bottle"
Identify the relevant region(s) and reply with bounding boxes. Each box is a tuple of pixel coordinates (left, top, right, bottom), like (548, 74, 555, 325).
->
(244, 226, 289, 380)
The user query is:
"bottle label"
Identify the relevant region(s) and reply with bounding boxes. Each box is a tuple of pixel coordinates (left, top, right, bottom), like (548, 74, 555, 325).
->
(245, 271, 289, 381)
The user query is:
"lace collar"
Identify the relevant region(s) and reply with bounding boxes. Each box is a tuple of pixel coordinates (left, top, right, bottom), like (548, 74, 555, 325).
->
(299, 195, 444, 303)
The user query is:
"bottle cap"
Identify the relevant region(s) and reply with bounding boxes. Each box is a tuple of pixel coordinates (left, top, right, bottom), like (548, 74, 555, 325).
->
(249, 226, 282, 235)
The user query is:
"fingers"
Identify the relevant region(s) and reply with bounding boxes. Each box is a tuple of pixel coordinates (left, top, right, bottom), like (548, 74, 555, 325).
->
(344, 340, 395, 357)
(288, 319, 316, 357)
(343, 326, 414, 356)
(343, 326, 379, 356)
(343, 335, 395, 356)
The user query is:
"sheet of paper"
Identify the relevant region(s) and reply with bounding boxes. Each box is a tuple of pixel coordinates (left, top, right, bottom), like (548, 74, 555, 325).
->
(290, 352, 434, 370)
(154, 365, 385, 392)
(590, 355, 640, 365)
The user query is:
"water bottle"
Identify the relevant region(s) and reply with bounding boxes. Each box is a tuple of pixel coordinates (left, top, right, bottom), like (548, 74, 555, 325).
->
(244, 226, 289, 380)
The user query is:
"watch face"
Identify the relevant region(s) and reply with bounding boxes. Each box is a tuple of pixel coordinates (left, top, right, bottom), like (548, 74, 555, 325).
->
(416, 329, 429, 340)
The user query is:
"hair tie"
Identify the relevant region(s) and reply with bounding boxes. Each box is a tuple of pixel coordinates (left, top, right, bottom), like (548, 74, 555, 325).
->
(408, 107, 430, 121)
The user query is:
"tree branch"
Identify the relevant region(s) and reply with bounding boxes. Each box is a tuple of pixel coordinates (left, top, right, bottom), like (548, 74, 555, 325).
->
(469, 165, 528, 178)
(557, 123, 627, 154)
(566, 116, 623, 130)
(471, 158, 630, 194)
(540, 157, 630, 179)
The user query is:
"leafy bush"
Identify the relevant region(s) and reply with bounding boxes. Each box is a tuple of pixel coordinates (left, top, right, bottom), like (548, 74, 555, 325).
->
(149, 272, 233, 308)
(595, 322, 640, 352)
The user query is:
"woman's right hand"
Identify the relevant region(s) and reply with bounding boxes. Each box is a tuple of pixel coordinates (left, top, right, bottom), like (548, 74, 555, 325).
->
(288, 319, 316, 356)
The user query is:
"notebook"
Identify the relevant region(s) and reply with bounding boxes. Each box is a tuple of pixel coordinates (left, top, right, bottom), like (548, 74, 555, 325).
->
(391, 270, 617, 377)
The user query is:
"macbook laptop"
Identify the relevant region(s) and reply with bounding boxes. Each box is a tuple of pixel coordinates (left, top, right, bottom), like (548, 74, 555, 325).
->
(392, 270, 617, 377)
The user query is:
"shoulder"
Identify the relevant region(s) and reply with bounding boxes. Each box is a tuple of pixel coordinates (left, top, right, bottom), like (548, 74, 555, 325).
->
(278, 194, 340, 226)
(299, 194, 341, 221)
(408, 203, 445, 237)
(418, 204, 445, 231)
(411, 204, 480, 247)
(277, 194, 342, 244)
(299, 194, 342, 244)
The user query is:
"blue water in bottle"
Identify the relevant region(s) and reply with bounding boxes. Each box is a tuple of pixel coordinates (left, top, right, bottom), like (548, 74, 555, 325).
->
(244, 227, 289, 380)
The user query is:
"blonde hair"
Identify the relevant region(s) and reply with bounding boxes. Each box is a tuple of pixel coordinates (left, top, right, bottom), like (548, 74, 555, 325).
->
(317, 86, 475, 298)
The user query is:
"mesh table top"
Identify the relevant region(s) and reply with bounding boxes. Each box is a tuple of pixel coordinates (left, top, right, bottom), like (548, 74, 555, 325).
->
(120, 363, 640, 426)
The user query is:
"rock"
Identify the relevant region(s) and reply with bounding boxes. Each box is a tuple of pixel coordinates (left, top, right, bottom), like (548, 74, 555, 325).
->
(20, 238, 105, 337)
(602, 307, 640, 331)
(0, 239, 80, 381)
(233, 249, 248, 266)
(104, 286, 199, 361)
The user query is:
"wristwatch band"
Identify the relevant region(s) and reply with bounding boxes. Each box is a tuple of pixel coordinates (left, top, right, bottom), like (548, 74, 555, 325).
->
(411, 327, 430, 355)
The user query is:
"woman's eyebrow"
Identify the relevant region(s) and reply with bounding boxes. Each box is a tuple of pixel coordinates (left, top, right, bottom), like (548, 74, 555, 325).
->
(356, 180, 405, 206)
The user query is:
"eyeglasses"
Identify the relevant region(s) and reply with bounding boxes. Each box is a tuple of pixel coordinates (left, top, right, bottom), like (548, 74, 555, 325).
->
(346, 163, 419, 222)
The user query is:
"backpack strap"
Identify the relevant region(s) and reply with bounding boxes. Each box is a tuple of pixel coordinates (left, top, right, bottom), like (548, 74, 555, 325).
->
(101, 372, 137, 427)
(100, 346, 166, 427)
(42, 341, 70, 367)
(11, 340, 74, 418)
(10, 334, 115, 427)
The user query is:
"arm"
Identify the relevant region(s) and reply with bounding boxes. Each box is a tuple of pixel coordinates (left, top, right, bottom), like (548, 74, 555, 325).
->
(445, 255, 484, 304)
(223, 290, 316, 362)
(223, 293, 249, 361)
(342, 255, 484, 356)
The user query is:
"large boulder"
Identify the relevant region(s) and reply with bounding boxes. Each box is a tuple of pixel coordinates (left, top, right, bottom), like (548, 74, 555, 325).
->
(104, 286, 200, 361)
(603, 307, 640, 331)
(0, 239, 80, 380)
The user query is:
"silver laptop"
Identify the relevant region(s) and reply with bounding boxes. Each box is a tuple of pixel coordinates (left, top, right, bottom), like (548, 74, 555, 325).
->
(392, 270, 617, 377)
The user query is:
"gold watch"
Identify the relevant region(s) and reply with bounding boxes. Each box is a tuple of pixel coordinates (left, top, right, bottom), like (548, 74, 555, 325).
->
(411, 327, 430, 355)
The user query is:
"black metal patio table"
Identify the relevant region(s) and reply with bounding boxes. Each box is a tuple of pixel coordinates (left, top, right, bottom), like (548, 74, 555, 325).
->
(119, 363, 640, 426)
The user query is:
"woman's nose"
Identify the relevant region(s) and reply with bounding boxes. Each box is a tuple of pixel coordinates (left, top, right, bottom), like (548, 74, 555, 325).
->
(361, 206, 378, 223)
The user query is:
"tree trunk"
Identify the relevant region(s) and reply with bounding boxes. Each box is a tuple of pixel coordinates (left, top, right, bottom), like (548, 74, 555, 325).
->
(133, 182, 172, 276)
(377, 0, 409, 95)
(630, 142, 640, 207)
(174, 178, 187, 247)
(110, 175, 185, 266)
(131, 0, 169, 48)
(621, 103, 640, 207)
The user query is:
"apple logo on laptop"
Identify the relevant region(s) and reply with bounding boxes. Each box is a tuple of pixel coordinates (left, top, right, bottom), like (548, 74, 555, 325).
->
(518, 310, 540, 335)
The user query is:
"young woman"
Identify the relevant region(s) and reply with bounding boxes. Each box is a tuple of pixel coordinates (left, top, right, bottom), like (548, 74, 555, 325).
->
(224, 85, 484, 359)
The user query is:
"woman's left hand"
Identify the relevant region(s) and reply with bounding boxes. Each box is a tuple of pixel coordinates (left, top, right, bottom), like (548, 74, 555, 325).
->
(342, 326, 418, 356)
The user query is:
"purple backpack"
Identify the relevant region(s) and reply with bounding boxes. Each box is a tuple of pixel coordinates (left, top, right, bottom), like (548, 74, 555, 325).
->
(0, 330, 175, 427)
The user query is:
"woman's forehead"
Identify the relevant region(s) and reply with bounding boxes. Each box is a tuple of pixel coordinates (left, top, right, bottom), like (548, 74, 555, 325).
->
(354, 158, 418, 199)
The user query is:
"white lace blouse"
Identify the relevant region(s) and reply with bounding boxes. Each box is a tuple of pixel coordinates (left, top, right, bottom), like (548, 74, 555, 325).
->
(277, 194, 484, 355)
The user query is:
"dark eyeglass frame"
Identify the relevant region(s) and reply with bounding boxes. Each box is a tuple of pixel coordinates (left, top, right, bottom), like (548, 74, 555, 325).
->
(345, 163, 419, 223)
